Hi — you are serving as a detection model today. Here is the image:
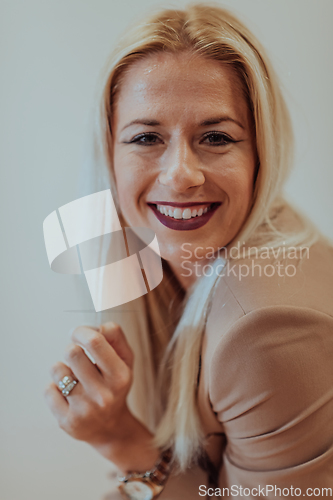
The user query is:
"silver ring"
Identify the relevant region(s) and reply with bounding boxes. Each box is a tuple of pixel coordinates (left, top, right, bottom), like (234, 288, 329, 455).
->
(58, 375, 78, 397)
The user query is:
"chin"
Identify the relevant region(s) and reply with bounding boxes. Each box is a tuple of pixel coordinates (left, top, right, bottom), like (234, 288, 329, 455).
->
(158, 244, 184, 263)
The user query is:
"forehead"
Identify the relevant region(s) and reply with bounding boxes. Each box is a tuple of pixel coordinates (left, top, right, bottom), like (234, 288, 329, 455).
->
(112, 52, 248, 124)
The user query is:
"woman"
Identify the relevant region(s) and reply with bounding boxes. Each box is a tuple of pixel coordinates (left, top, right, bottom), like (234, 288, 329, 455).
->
(44, 4, 333, 499)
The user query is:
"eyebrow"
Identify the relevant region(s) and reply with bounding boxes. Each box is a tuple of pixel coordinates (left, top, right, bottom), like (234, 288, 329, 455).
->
(121, 116, 245, 132)
(121, 119, 160, 132)
(200, 116, 245, 130)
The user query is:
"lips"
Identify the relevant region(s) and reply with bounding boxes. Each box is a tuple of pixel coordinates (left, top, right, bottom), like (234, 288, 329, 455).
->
(147, 202, 221, 231)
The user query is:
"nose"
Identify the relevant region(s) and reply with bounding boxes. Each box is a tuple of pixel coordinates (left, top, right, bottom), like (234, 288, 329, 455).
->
(158, 140, 205, 192)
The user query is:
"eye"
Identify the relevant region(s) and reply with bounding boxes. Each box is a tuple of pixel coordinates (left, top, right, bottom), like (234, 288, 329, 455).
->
(129, 133, 163, 146)
(201, 132, 236, 146)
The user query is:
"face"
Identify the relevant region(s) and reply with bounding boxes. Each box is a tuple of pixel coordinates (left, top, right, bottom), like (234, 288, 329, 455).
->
(112, 52, 257, 284)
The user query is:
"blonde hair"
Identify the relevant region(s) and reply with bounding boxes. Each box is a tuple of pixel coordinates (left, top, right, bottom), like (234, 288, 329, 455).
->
(90, 2, 319, 470)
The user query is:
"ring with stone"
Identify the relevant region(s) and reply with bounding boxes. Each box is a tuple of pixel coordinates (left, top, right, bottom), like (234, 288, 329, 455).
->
(58, 375, 78, 397)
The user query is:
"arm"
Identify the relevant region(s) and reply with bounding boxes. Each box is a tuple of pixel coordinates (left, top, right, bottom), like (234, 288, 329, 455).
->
(209, 306, 333, 491)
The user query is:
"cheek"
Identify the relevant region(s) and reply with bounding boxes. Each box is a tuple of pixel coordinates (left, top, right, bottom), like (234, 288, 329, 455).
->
(232, 173, 254, 206)
(115, 173, 137, 221)
(113, 159, 135, 218)
(217, 163, 254, 207)
(113, 160, 150, 225)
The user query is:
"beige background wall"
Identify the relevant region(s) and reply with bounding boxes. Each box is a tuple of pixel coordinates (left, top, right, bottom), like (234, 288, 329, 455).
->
(1, 1, 332, 499)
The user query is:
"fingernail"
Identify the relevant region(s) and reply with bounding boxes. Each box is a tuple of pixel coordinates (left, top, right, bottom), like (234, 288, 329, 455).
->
(82, 347, 96, 364)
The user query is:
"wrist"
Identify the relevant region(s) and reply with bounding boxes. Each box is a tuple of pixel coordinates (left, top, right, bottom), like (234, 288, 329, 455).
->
(118, 448, 173, 500)
(89, 407, 160, 474)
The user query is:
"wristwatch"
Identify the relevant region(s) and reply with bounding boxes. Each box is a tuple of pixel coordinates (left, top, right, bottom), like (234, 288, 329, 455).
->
(118, 449, 173, 500)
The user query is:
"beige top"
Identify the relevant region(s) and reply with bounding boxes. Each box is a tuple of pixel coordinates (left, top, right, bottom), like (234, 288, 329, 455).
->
(105, 210, 333, 499)
(199, 242, 333, 495)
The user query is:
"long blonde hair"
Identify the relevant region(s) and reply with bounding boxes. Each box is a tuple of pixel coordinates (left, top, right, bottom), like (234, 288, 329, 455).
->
(90, 3, 319, 470)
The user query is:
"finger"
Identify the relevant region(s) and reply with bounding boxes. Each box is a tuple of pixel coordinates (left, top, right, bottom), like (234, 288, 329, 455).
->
(63, 343, 104, 393)
(70, 326, 129, 382)
(50, 361, 82, 398)
(71, 324, 133, 369)
(99, 322, 134, 369)
(44, 381, 69, 423)
(69, 325, 99, 337)
(69, 325, 99, 364)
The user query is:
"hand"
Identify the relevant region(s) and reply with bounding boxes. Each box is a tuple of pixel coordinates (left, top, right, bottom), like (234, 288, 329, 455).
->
(44, 322, 160, 473)
(44, 322, 134, 447)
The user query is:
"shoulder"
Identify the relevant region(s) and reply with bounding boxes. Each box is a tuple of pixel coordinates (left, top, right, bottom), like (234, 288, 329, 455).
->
(204, 237, 333, 358)
(208, 305, 333, 470)
(210, 305, 333, 389)
(218, 237, 333, 316)
(212, 201, 333, 318)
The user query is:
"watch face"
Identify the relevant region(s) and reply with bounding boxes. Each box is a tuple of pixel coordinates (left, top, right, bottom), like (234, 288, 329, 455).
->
(123, 480, 153, 500)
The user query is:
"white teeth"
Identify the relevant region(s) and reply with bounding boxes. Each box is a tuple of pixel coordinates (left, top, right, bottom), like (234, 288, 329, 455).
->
(156, 204, 212, 219)
(183, 208, 192, 219)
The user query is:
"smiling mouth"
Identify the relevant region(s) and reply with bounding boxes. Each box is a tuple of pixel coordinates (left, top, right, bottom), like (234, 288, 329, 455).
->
(147, 202, 221, 231)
